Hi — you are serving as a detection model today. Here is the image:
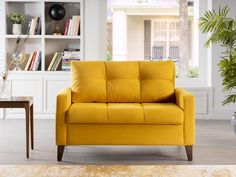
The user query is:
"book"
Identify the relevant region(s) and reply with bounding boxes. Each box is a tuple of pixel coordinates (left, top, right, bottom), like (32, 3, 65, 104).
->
(29, 19, 34, 35)
(24, 52, 34, 71)
(32, 17, 37, 34)
(75, 16, 80, 35)
(26, 20, 32, 35)
(36, 19, 41, 35)
(32, 51, 41, 71)
(64, 18, 69, 35)
(29, 52, 37, 71)
(35, 17, 40, 35)
(29, 17, 38, 35)
(72, 16, 77, 35)
(64, 16, 80, 36)
(47, 52, 58, 71)
(52, 52, 62, 71)
(62, 58, 80, 71)
(68, 19, 72, 36)
(62, 49, 81, 71)
(63, 51, 80, 59)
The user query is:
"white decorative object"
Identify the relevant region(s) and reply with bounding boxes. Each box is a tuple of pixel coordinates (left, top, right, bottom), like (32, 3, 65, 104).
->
(12, 24, 22, 35)
(232, 112, 236, 135)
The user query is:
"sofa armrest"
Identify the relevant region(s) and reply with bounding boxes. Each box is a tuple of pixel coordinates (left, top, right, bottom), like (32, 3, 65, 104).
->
(56, 87, 72, 145)
(175, 88, 195, 145)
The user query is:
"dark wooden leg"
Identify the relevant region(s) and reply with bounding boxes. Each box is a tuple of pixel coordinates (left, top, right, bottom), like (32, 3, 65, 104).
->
(25, 104, 30, 158)
(3, 108, 6, 119)
(57, 145, 65, 161)
(30, 104, 34, 150)
(185, 145, 193, 161)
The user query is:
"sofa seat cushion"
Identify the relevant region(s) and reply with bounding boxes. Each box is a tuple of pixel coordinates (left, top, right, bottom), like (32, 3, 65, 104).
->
(142, 103, 184, 125)
(107, 103, 144, 124)
(66, 103, 183, 125)
(67, 103, 107, 124)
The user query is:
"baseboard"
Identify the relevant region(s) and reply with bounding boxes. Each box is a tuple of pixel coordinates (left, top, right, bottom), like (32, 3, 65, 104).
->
(1, 113, 55, 119)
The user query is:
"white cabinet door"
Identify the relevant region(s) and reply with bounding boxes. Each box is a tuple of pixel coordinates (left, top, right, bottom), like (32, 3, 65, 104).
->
(11, 79, 43, 113)
(45, 79, 71, 113)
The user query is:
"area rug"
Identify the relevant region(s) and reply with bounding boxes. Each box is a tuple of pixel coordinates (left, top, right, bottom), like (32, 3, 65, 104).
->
(0, 165, 236, 177)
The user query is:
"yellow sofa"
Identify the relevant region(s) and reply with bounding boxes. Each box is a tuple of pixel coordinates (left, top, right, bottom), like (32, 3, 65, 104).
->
(56, 60, 195, 161)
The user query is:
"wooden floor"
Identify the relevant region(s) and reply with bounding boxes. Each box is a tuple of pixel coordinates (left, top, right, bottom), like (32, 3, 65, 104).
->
(0, 119, 236, 165)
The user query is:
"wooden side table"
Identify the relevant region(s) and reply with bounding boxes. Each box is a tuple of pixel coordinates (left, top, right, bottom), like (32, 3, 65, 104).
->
(0, 96, 34, 158)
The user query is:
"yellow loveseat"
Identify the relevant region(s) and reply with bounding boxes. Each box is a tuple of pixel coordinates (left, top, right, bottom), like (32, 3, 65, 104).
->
(56, 61, 195, 161)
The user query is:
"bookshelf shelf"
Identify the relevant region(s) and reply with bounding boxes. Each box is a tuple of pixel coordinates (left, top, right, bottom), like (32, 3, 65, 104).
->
(5, 0, 41, 2)
(9, 70, 71, 75)
(5, 34, 42, 38)
(6, 35, 81, 39)
(44, 35, 81, 39)
(44, 0, 80, 2)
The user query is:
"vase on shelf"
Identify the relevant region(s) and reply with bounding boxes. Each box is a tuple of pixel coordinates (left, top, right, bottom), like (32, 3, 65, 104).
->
(12, 24, 22, 35)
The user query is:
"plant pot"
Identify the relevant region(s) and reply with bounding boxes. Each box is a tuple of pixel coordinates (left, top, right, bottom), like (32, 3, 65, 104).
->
(12, 24, 22, 35)
(232, 112, 236, 135)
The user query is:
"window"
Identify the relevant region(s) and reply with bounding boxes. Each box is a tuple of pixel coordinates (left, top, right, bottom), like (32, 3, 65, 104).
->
(150, 19, 193, 76)
(107, 0, 207, 85)
(151, 20, 181, 60)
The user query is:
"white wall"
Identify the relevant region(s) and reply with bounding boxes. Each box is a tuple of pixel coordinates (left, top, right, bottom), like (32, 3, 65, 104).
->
(84, 0, 107, 60)
(127, 16, 144, 60)
(210, 0, 236, 119)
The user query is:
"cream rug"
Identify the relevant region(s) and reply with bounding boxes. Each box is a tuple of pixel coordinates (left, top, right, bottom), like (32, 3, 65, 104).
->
(0, 165, 236, 177)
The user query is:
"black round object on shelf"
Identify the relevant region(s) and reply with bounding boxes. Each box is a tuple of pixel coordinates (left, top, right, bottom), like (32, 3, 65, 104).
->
(48, 4, 66, 21)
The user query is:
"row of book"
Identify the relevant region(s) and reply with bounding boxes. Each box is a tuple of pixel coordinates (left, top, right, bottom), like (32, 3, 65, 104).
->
(64, 16, 80, 36)
(47, 52, 63, 71)
(27, 17, 41, 35)
(24, 51, 41, 71)
(47, 49, 80, 71)
(62, 50, 81, 71)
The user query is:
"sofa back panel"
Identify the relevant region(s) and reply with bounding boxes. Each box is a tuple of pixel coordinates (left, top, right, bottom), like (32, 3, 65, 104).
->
(140, 61, 175, 102)
(106, 62, 140, 102)
(70, 60, 175, 103)
(71, 61, 107, 103)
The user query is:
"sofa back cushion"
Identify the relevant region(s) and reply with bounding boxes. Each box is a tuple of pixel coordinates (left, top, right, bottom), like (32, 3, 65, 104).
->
(71, 61, 107, 103)
(71, 60, 175, 103)
(106, 62, 140, 102)
(140, 61, 175, 102)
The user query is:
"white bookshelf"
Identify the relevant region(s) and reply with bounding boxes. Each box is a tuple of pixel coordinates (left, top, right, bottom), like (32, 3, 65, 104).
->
(4, 0, 84, 72)
(2, 0, 84, 118)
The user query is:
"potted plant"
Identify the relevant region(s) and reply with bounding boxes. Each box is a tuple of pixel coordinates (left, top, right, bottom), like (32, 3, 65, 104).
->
(8, 13, 25, 35)
(199, 6, 236, 134)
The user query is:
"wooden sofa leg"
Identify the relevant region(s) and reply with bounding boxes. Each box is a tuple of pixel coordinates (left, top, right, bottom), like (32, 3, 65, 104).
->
(185, 146, 193, 161)
(57, 145, 65, 161)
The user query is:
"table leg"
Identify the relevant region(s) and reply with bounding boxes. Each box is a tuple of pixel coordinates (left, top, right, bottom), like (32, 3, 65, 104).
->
(3, 108, 6, 119)
(30, 104, 34, 150)
(25, 104, 30, 158)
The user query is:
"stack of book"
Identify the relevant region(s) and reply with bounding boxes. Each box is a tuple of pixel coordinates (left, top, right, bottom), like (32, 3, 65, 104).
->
(24, 51, 41, 71)
(64, 16, 80, 36)
(47, 52, 63, 71)
(62, 49, 81, 71)
(27, 17, 41, 35)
